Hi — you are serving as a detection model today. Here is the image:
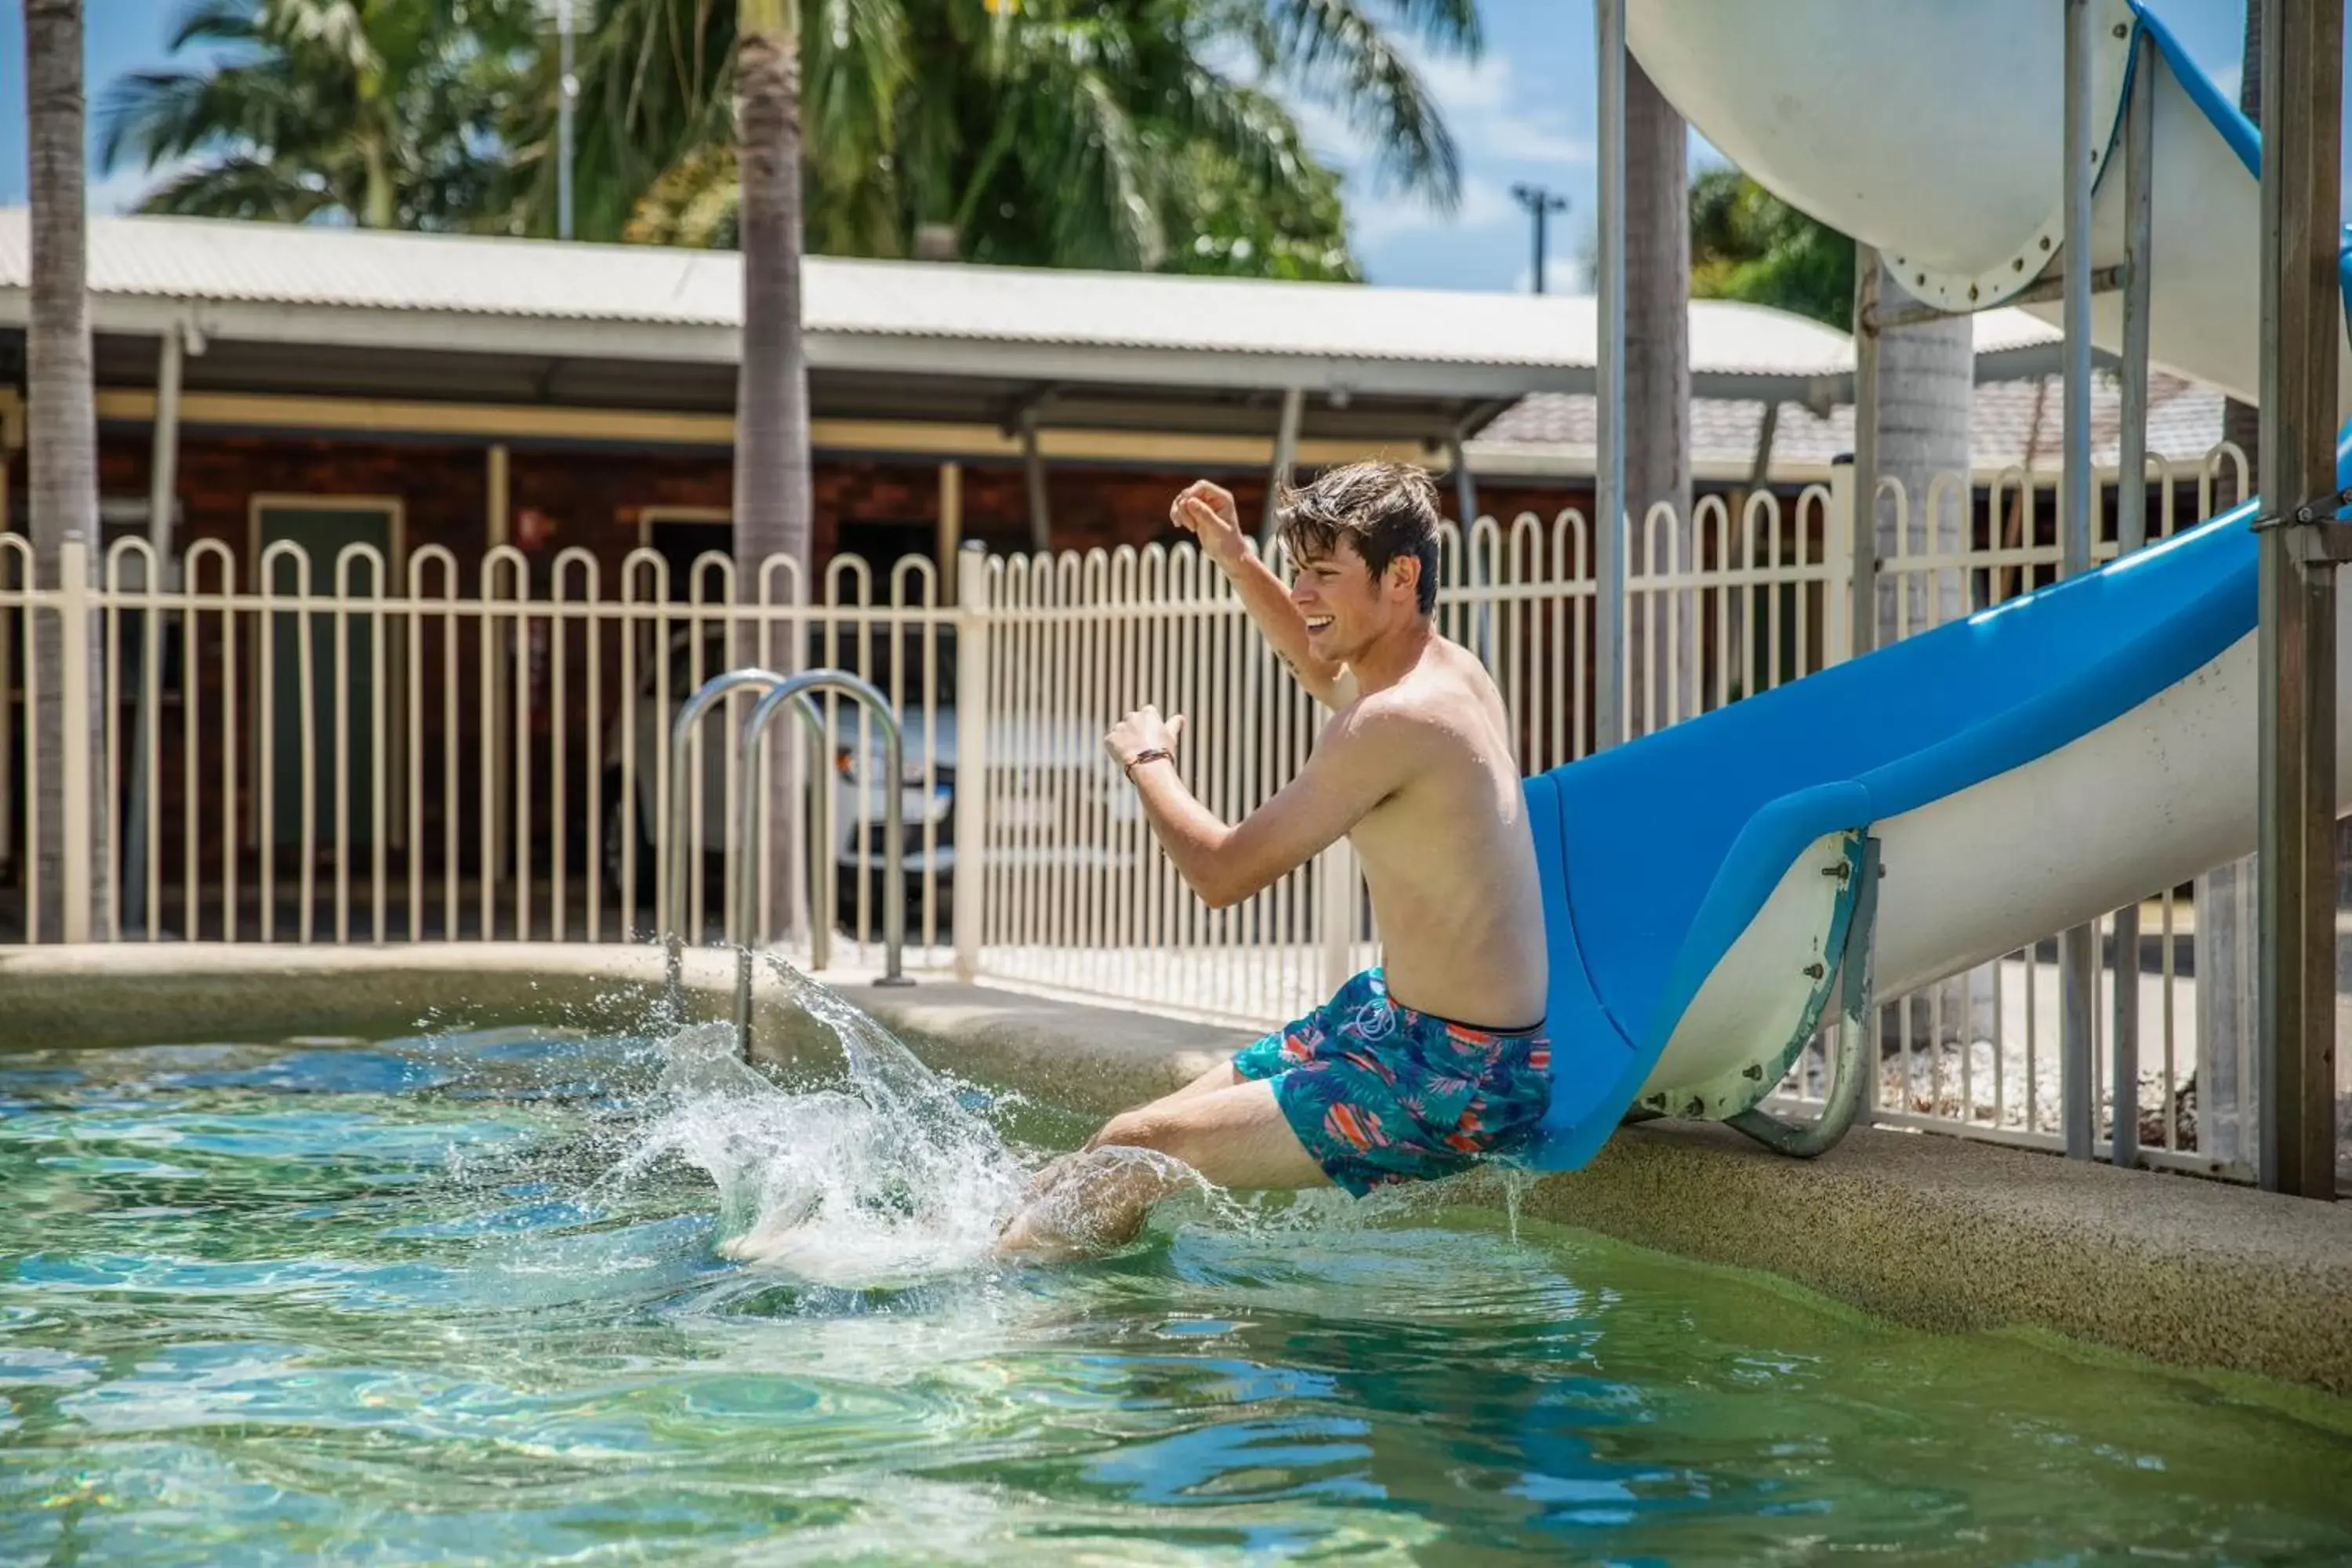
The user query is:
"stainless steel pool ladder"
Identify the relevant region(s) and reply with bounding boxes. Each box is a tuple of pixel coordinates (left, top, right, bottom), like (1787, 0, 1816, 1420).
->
(662, 668, 914, 1047)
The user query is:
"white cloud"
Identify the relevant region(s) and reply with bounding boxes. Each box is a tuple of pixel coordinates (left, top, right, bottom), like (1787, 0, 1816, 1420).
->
(1409, 49, 1593, 167)
(1512, 249, 1591, 296)
(2210, 60, 2243, 108)
(1350, 171, 1518, 245)
(87, 163, 163, 215)
(1299, 45, 1592, 176)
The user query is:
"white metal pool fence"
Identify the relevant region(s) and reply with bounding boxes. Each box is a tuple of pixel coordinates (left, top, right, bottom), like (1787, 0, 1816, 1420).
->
(0, 445, 2292, 1178)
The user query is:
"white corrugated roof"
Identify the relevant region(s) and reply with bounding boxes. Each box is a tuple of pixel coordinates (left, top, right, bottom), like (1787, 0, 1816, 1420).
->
(0, 210, 1855, 398)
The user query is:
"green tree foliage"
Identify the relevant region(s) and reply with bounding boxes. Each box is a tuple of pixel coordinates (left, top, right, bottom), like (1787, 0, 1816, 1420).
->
(554, 0, 1474, 276)
(98, 0, 1470, 281)
(99, 0, 541, 230)
(1687, 165, 1853, 328)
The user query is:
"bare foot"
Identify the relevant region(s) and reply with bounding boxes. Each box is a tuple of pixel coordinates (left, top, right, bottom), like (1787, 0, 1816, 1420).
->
(716, 1199, 819, 1265)
(991, 1147, 1192, 1261)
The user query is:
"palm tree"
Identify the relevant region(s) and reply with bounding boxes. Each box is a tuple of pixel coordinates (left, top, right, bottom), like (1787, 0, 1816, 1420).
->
(24, 0, 108, 938)
(573, 0, 1473, 941)
(555, 0, 1461, 274)
(99, 0, 540, 230)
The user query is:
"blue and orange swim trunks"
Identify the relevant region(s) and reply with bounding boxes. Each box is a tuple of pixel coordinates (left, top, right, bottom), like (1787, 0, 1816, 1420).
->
(1232, 967, 1552, 1197)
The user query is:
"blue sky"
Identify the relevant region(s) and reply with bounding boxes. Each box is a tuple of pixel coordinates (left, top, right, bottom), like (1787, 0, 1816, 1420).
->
(0, 0, 2272, 293)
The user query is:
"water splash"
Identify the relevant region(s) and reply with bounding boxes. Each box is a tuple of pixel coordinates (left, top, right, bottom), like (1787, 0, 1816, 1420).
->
(600, 960, 1035, 1287)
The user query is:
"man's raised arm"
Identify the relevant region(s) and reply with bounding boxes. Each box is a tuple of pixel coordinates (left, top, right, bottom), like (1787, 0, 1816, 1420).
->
(1170, 480, 1351, 710)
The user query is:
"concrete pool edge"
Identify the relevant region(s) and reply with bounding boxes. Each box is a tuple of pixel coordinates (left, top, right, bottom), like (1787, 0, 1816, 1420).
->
(10, 942, 2352, 1399)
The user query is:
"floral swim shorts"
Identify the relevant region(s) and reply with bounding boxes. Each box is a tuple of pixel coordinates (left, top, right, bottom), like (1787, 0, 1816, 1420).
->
(1231, 967, 1552, 1197)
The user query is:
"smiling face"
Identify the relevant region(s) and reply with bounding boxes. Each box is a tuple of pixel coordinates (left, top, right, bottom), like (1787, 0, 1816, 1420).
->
(1272, 462, 1443, 662)
(1290, 536, 1417, 664)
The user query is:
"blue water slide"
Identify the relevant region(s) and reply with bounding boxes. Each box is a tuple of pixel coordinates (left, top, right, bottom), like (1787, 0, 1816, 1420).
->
(1525, 1, 2352, 1167)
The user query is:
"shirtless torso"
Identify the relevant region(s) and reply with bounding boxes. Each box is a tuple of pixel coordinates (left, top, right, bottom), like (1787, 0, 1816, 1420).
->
(1321, 646, 1547, 1030)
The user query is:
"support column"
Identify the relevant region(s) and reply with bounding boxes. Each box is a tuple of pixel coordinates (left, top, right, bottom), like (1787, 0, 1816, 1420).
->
(2057, 0, 2099, 1163)
(1592, 0, 1628, 750)
(2256, 0, 2343, 1199)
(1626, 53, 1691, 726)
(486, 444, 512, 920)
(1848, 252, 1881, 660)
(488, 444, 511, 548)
(2110, 27, 2157, 1169)
(124, 322, 186, 935)
(935, 460, 962, 568)
(1258, 387, 1305, 546)
(951, 542, 989, 982)
(1449, 434, 1494, 667)
(1019, 409, 1050, 554)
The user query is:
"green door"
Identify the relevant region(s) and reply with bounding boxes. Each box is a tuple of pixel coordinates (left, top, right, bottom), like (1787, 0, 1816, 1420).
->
(263, 506, 390, 849)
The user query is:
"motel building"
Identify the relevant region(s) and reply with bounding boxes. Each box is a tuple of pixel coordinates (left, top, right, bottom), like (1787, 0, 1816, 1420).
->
(0, 212, 2227, 944)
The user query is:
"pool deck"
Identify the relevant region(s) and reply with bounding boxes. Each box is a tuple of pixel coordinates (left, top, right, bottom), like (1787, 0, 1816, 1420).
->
(10, 940, 2352, 1399)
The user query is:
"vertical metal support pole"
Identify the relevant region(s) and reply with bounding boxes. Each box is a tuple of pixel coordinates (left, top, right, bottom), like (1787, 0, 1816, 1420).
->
(952, 542, 989, 983)
(2257, 0, 2343, 1198)
(125, 323, 183, 934)
(2109, 28, 2157, 1169)
(1448, 433, 1495, 668)
(1848, 252, 1881, 659)
(557, 0, 576, 241)
(2057, 0, 2100, 1162)
(1448, 434, 1480, 536)
(935, 460, 962, 568)
(1258, 387, 1305, 545)
(1019, 408, 1051, 554)
(58, 533, 93, 944)
(1594, 0, 1628, 749)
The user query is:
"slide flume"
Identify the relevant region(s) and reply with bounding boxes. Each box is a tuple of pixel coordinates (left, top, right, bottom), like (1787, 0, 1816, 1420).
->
(1523, 0, 2352, 1168)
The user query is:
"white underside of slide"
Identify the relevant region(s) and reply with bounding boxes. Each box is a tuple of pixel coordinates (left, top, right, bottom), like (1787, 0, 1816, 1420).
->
(1646, 606, 2352, 1108)
(1623, 0, 2350, 1105)
(1628, 0, 2352, 406)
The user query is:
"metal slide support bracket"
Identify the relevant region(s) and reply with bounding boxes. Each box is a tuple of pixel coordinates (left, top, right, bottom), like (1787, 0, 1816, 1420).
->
(1726, 833, 1883, 1159)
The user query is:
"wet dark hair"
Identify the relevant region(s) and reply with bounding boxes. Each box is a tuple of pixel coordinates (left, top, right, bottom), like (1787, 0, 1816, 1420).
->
(1274, 460, 1443, 615)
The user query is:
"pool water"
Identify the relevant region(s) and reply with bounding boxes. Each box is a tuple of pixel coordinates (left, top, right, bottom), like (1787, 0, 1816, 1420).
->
(4, 1004, 2352, 1565)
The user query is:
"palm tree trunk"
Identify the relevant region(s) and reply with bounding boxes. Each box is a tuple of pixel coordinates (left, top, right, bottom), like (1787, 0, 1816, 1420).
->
(24, 0, 109, 941)
(1872, 263, 1977, 1062)
(735, 0, 814, 946)
(1624, 58, 1691, 730)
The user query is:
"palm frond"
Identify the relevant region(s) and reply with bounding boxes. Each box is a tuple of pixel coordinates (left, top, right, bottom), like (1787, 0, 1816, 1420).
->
(1260, 0, 1458, 203)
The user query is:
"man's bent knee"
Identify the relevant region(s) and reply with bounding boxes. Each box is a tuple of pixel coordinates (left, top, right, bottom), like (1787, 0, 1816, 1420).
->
(1087, 1109, 1185, 1160)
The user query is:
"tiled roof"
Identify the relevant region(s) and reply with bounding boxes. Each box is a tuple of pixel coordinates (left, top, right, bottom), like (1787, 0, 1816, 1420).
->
(1473, 371, 2226, 479)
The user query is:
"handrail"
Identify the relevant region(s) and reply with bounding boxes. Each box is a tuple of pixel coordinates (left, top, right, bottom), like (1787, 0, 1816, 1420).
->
(733, 669, 912, 1047)
(661, 666, 833, 1011)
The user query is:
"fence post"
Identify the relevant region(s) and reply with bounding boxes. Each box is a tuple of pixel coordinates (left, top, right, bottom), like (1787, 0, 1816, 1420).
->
(952, 542, 989, 983)
(58, 532, 93, 943)
(1826, 456, 1856, 665)
(1318, 841, 1359, 995)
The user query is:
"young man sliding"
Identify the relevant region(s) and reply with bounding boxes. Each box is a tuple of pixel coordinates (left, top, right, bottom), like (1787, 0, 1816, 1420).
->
(994, 462, 1552, 1259)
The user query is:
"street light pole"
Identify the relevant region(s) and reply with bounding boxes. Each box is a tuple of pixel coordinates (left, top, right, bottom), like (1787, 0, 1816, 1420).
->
(1512, 183, 1570, 295)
